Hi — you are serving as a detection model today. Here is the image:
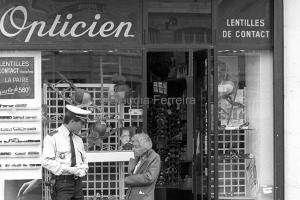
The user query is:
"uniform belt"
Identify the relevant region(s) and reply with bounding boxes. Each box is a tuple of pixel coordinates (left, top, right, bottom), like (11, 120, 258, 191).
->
(55, 175, 81, 181)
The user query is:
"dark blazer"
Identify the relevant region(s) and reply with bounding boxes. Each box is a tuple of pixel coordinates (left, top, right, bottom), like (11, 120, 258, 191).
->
(125, 149, 161, 200)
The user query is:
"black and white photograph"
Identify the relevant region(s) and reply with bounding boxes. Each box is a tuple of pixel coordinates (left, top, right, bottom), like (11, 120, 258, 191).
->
(0, 0, 293, 200)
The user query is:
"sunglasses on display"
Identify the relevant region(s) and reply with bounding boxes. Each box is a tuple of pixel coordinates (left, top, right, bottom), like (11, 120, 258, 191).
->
(0, 116, 12, 119)
(0, 104, 27, 108)
(0, 128, 12, 131)
(13, 116, 37, 120)
(0, 163, 41, 168)
(27, 151, 39, 155)
(1, 138, 40, 143)
(0, 127, 37, 132)
(0, 116, 38, 120)
(0, 152, 11, 156)
(15, 152, 26, 156)
(29, 164, 41, 167)
(0, 104, 14, 108)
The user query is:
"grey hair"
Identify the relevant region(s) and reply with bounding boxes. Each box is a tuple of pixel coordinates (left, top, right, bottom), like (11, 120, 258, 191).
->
(133, 132, 152, 150)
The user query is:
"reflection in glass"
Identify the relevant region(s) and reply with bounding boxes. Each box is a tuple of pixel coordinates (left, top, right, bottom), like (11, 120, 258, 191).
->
(217, 50, 273, 200)
(146, 0, 211, 44)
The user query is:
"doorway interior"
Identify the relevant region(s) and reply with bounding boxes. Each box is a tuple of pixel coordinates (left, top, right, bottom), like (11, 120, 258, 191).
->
(146, 49, 211, 200)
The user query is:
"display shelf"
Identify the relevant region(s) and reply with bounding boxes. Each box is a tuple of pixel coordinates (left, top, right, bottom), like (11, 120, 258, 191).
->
(218, 196, 255, 200)
(0, 166, 41, 170)
(0, 131, 39, 134)
(218, 127, 253, 131)
(219, 157, 255, 161)
(0, 155, 40, 158)
(86, 151, 134, 162)
(0, 107, 40, 111)
(0, 119, 39, 122)
(0, 142, 40, 146)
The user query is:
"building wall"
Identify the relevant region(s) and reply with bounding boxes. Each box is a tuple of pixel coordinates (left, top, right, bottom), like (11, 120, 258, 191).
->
(284, 0, 300, 199)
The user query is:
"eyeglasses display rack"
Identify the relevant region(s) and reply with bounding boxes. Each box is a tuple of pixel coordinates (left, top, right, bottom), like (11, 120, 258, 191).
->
(0, 51, 42, 200)
(0, 104, 42, 171)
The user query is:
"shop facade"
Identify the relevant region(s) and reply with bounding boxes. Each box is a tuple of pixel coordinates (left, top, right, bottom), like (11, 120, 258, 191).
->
(0, 1, 283, 200)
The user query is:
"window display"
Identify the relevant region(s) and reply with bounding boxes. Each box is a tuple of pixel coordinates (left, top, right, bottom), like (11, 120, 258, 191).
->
(217, 50, 274, 199)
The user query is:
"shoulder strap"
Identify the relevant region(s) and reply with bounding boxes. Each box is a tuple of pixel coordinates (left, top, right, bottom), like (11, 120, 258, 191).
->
(48, 129, 58, 136)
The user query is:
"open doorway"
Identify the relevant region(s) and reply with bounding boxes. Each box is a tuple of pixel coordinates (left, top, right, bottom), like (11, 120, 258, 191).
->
(146, 50, 210, 200)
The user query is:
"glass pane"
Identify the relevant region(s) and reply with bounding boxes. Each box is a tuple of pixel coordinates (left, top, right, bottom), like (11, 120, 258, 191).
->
(42, 50, 144, 149)
(146, 0, 211, 44)
(217, 50, 274, 200)
(42, 50, 143, 200)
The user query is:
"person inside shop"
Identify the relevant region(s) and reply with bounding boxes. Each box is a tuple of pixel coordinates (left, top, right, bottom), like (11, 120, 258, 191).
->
(125, 132, 161, 200)
(41, 104, 91, 200)
(119, 126, 137, 150)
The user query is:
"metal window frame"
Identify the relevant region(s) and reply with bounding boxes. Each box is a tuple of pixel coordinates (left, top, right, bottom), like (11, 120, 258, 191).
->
(273, 0, 284, 200)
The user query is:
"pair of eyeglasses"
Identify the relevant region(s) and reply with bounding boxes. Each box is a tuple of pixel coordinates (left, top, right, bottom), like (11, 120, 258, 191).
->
(15, 152, 26, 155)
(0, 104, 14, 108)
(4, 138, 20, 143)
(13, 116, 25, 119)
(3, 139, 40, 143)
(0, 152, 11, 155)
(24, 140, 40, 142)
(0, 128, 12, 131)
(13, 127, 26, 131)
(28, 151, 39, 155)
(29, 164, 41, 167)
(25, 116, 37, 119)
(26, 127, 37, 131)
(15, 104, 27, 107)
(0, 116, 12, 119)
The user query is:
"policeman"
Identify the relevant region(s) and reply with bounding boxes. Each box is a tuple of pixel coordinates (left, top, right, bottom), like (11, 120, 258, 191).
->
(42, 104, 91, 200)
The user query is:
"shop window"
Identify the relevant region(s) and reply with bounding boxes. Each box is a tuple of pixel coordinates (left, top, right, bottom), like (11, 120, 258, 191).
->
(217, 50, 274, 199)
(41, 50, 143, 200)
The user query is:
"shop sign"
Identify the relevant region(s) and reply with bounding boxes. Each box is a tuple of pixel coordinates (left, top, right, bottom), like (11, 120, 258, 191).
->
(0, 6, 134, 43)
(0, 57, 34, 99)
(217, 0, 272, 45)
(221, 18, 270, 40)
(0, 0, 140, 48)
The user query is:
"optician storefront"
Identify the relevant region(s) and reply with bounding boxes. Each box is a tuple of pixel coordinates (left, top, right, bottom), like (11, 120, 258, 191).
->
(0, 1, 283, 200)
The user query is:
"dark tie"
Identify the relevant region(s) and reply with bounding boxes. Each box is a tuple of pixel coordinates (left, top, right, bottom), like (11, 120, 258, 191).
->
(69, 132, 76, 167)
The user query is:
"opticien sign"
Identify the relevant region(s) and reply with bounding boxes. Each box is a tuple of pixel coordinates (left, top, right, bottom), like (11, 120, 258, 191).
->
(0, 6, 135, 43)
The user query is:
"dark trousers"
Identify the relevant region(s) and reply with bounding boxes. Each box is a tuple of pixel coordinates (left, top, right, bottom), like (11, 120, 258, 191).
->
(52, 176, 84, 200)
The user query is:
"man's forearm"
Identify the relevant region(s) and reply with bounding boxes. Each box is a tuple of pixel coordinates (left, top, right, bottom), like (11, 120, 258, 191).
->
(42, 158, 77, 175)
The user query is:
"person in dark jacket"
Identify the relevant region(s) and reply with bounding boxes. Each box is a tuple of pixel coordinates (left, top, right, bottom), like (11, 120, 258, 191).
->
(125, 133, 161, 200)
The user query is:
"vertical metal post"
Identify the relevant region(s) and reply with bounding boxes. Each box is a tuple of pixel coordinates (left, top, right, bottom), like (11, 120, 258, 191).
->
(142, 50, 147, 132)
(212, 0, 219, 198)
(207, 49, 212, 200)
(100, 57, 104, 114)
(213, 48, 219, 200)
(273, 0, 284, 199)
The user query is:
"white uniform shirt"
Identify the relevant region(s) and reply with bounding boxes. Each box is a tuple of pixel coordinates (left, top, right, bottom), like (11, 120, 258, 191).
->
(42, 124, 88, 176)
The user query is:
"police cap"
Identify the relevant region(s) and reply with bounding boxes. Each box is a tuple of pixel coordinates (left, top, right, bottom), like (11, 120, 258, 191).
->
(66, 104, 91, 121)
